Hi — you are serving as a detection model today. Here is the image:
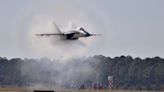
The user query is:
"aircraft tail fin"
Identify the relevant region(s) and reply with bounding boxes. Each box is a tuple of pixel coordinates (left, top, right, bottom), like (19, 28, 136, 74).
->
(53, 22, 62, 33)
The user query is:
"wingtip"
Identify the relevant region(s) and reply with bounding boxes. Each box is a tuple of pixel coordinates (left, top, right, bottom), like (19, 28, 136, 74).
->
(91, 34, 102, 36)
(35, 34, 43, 36)
(35, 34, 39, 36)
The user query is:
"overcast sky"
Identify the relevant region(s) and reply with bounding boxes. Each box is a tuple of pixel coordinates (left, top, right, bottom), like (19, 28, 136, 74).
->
(0, 0, 164, 58)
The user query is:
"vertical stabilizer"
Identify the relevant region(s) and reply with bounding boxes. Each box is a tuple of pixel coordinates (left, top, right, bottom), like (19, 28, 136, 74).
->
(53, 22, 62, 33)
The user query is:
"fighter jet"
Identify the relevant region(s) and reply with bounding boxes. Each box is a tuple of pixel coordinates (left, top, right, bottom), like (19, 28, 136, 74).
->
(36, 22, 101, 40)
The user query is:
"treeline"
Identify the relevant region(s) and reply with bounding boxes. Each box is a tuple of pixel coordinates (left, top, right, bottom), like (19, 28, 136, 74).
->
(94, 55, 164, 90)
(0, 55, 164, 90)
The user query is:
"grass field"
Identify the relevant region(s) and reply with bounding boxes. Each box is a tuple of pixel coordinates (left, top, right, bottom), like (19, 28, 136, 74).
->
(0, 88, 163, 92)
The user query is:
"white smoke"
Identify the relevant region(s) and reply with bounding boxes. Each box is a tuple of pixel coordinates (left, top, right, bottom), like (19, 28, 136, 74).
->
(19, 0, 100, 60)
(20, 57, 100, 89)
(17, 1, 104, 89)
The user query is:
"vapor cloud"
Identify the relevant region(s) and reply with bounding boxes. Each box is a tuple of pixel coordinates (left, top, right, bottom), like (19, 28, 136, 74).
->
(19, 0, 100, 60)
(18, 1, 102, 88)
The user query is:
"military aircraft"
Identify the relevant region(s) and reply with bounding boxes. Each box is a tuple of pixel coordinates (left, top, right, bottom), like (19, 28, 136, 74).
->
(36, 22, 101, 40)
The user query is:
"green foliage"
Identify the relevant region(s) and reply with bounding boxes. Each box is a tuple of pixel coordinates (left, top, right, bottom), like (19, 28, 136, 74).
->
(0, 56, 163, 90)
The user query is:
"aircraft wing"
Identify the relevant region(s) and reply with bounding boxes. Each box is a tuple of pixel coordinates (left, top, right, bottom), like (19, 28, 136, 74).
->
(36, 33, 64, 36)
(91, 34, 102, 36)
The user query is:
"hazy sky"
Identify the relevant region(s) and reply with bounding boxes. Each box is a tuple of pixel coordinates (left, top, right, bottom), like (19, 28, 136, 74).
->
(0, 0, 164, 58)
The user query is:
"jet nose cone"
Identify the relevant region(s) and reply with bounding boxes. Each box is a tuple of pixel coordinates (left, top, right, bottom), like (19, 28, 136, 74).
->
(86, 34, 92, 37)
